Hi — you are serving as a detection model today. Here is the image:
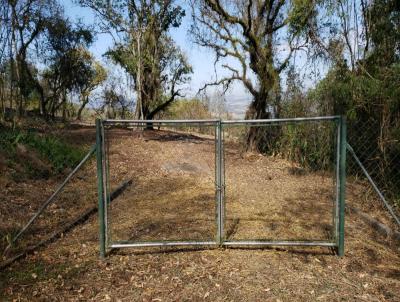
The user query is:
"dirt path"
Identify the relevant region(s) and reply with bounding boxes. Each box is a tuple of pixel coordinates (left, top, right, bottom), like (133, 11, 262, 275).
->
(1, 128, 399, 301)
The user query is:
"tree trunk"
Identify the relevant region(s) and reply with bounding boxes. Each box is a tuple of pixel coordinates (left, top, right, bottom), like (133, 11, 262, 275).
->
(245, 92, 270, 152)
(38, 86, 47, 117)
(61, 90, 68, 121)
(50, 95, 58, 119)
(0, 79, 4, 119)
(77, 96, 89, 121)
(143, 109, 154, 130)
(244, 71, 281, 153)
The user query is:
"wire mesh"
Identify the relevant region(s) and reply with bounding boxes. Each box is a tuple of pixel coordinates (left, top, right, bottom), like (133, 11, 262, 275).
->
(346, 118, 400, 227)
(221, 119, 340, 243)
(99, 117, 343, 251)
(102, 121, 219, 247)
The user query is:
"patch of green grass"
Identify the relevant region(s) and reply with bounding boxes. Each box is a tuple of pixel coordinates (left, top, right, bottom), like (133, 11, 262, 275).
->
(23, 132, 85, 173)
(0, 126, 86, 176)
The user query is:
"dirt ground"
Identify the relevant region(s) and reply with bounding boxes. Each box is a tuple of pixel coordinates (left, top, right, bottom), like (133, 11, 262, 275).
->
(1, 126, 400, 301)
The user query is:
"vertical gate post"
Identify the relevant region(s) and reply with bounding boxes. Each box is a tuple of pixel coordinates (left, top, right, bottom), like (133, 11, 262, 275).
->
(216, 120, 223, 245)
(96, 119, 106, 258)
(338, 116, 347, 256)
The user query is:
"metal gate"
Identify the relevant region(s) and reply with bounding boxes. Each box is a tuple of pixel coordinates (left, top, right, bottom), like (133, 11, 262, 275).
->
(96, 116, 346, 257)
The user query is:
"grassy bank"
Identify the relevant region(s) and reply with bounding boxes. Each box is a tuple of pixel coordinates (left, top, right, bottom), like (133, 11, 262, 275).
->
(0, 125, 86, 179)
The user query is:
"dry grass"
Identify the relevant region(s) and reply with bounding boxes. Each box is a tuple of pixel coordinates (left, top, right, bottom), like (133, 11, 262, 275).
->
(1, 127, 399, 301)
(0, 125, 97, 255)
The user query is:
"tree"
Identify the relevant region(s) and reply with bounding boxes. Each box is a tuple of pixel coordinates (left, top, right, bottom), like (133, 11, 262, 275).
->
(101, 80, 134, 120)
(191, 0, 318, 150)
(0, 0, 99, 119)
(280, 66, 309, 117)
(306, 0, 400, 201)
(0, 0, 59, 116)
(41, 16, 94, 119)
(76, 56, 107, 121)
(299, 0, 399, 78)
(364, 0, 400, 69)
(79, 0, 192, 122)
(107, 35, 192, 121)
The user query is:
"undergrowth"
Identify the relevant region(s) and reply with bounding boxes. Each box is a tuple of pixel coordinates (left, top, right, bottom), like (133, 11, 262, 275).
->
(0, 125, 86, 177)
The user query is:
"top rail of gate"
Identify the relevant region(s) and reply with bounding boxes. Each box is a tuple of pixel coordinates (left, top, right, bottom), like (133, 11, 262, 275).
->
(102, 116, 341, 125)
(103, 119, 220, 124)
(222, 116, 341, 125)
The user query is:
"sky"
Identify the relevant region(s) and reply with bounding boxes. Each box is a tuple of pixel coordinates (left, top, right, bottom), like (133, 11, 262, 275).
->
(63, 0, 255, 116)
(63, 1, 324, 117)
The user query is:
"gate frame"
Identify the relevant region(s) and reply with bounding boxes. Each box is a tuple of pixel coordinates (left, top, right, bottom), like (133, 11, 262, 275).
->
(96, 116, 346, 258)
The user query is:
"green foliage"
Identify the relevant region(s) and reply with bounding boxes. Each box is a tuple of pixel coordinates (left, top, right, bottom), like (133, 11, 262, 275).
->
(275, 123, 336, 171)
(29, 11, 95, 118)
(162, 99, 213, 134)
(367, 0, 400, 68)
(164, 99, 211, 120)
(84, 0, 188, 119)
(307, 61, 353, 116)
(288, 0, 318, 36)
(25, 134, 85, 173)
(280, 20, 400, 196)
(266, 69, 334, 171)
(106, 45, 138, 78)
(43, 17, 96, 99)
(247, 123, 335, 172)
(106, 34, 192, 119)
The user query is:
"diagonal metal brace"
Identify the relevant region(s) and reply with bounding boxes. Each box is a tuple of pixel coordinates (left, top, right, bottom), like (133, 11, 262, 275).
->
(4, 144, 97, 253)
(347, 143, 400, 227)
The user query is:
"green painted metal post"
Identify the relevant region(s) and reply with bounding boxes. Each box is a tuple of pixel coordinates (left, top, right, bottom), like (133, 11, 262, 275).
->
(96, 119, 106, 258)
(338, 116, 347, 256)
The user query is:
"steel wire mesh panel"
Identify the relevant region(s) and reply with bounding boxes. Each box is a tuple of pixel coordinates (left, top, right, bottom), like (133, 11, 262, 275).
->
(346, 118, 400, 222)
(102, 121, 218, 247)
(96, 117, 345, 254)
(222, 119, 339, 243)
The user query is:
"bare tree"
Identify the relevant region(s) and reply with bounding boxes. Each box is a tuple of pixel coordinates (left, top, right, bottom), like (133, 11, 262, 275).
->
(191, 0, 316, 150)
